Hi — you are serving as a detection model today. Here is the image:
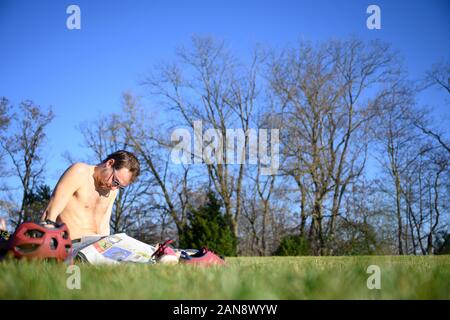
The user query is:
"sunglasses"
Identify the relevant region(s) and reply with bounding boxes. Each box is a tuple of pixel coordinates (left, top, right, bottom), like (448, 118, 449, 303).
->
(110, 168, 127, 190)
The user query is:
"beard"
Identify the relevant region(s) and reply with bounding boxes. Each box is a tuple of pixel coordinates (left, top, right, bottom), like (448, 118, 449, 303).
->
(96, 183, 111, 197)
(94, 169, 112, 196)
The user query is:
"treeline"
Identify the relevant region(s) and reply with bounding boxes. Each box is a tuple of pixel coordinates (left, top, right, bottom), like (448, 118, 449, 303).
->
(1, 37, 449, 256)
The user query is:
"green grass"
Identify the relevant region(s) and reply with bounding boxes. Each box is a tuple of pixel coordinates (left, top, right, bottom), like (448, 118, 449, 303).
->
(0, 256, 449, 299)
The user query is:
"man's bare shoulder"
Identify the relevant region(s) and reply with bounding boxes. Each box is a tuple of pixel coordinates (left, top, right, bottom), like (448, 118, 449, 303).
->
(51, 163, 93, 198)
(69, 162, 92, 175)
(60, 162, 93, 182)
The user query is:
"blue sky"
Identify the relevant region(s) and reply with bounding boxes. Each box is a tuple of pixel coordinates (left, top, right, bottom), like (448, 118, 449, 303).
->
(0, 0, 449, 190)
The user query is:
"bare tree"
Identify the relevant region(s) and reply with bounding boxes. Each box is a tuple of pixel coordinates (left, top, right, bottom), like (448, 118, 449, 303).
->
(372, 75, 450, 256)
(120, 92, 192, 240)
(268, 39, 397, 254)
(0, 97, 12, 223)
(76, 93, 155, 236)
(423, 60, 450, 93)
(0, 97, 12, 182)
(373, 80, 419, 255)
(426, 151, 448, 254)
(143, 36, 263, 238)
(1, 100, 54, 225)
(0, 97, 11, 135)
(414, 124, 450, 154)
(400, 144, 449, 255)
(411, 60, 450, 154)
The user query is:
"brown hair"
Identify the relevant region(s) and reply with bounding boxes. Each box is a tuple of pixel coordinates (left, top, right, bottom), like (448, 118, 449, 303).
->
(102, 150, 140, 182)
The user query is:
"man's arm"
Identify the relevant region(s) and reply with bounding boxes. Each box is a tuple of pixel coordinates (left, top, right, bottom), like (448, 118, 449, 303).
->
(41, 163, 87, 222)
(97, 191, 118, 236)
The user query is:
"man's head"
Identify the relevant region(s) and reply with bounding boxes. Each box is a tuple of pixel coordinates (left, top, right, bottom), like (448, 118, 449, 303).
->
(96, 150, 140, 191)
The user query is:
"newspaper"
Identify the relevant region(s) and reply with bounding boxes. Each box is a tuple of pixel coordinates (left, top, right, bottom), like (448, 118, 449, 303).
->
(76, 233, 156, 264)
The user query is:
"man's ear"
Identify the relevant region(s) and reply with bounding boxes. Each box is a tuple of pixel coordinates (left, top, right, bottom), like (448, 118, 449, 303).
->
(106, 159, 115, 168)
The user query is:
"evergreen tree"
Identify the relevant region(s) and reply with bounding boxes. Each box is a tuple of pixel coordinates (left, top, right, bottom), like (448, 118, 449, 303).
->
(274, 235, 311, 256)
(180, 192, 237, 256)
(25, 184, 52, 222)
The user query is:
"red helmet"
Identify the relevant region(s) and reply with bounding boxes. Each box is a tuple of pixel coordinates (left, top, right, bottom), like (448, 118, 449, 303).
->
(8, 222, 72, 261)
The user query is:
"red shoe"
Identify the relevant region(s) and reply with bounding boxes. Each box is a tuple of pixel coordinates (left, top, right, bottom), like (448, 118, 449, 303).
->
(152, 239, 178, 264)
(179, 247, 226, 267)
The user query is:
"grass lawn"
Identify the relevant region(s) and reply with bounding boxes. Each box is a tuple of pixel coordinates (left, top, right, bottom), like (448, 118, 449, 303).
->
(0, 256, 448, 299)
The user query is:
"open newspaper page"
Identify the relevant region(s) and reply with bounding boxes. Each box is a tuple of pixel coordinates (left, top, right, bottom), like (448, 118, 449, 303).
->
(77, 233, 156, 264)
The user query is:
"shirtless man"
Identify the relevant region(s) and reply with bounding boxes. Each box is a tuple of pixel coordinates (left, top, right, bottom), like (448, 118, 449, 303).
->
(40, 150, 140, 243)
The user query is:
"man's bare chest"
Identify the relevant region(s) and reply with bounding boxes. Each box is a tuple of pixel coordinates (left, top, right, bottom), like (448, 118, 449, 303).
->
(73, 187, 112, 215)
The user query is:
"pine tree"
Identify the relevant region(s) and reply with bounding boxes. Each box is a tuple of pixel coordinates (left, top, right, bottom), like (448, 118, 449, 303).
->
(179, 192, 237, 256)
(25, 184, 52, 222)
